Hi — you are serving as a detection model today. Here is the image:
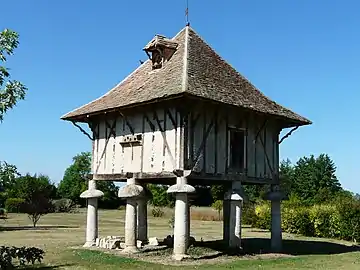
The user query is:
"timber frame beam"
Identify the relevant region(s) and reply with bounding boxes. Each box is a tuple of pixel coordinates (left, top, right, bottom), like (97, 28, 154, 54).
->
(90, 171, 275, 185)
(71, 121, 94, 140)
(279, 126, 299, 144)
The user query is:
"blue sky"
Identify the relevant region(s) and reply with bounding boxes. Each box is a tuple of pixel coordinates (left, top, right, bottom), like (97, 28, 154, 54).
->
(1, 1, 359, 193)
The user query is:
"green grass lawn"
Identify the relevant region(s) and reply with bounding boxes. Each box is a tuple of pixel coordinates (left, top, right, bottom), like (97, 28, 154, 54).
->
(1, 208, 359, 269)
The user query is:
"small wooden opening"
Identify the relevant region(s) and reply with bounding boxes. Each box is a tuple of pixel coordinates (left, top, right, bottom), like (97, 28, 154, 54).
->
(229, 128, 246, 171)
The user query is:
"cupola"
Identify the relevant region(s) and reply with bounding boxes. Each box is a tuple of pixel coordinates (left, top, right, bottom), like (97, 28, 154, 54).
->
(143, 34, 178, 70)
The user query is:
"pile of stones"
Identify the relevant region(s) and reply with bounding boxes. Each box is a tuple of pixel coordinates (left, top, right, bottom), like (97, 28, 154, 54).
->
(95, 236, 160, 250)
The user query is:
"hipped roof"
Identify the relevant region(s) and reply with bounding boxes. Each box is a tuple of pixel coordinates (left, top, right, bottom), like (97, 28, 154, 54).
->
(61, 26, 311, 127)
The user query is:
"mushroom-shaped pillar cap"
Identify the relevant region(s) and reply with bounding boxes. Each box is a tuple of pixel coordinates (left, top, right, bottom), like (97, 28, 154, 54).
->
(264, 190, 288, 201)
(80, 189, 104, 198)
(224, 191, 244, 201)
(118, 184, 144, 198)
(166, 184, 196, 194)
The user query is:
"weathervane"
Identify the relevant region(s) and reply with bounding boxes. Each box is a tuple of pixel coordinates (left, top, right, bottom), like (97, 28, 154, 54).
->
(185, 0, 190, 26)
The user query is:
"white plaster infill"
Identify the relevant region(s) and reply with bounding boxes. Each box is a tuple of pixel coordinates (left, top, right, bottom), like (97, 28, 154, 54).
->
(118, 178, 144, 254)
(167, 178, 196, 261)
(80, 180, 104, 248)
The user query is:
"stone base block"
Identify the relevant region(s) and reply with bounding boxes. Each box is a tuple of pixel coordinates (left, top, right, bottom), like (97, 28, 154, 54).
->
(121, 246, 139, 254)
(172, 254, 191, 261)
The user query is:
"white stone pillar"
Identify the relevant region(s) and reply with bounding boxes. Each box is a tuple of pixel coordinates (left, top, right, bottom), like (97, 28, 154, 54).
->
(271, 200, 282, 252)
(224, 181, 244, 249)
(118, 177, 144, 253)
(124, 197, 138, 252)
(265, 185, 287, 253)
(222, 200, 230, 243)
(80, 179, 104, 247)
(173, 193, 187, 259)
(137, 198, 148, 243)
(229, 200, 242, 248)
(167, 170, 195, 261)
(186, 202, 190, 248)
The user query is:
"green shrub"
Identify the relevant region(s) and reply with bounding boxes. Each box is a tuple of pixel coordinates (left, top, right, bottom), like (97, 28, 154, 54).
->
(282, 206, 314, 236)
(52, 198, 77, 213)
(336, 200, 360, 242)
(5, 198, 25, 213)
(253, 201, 271, 230)
(211, 200, 223, 220)
(242, 202, 257, 226)
(0, 246, 44, 269)
(151, 207, 164, 218)
(309, 204, 340, 238)
(0, 208, 7, 220)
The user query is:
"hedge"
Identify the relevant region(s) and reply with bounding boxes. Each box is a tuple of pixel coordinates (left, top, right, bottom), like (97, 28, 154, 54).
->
(5, 198, 25, 213)
(246, 199, 360, 242)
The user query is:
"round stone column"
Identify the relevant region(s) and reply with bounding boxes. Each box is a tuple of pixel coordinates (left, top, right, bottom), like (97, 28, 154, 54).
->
(137, 194, 149, 244)
(167, 172, 195, 261)
(118, 177, 144, 253)
(80, 179, 104, 247)
(224, 190, 243, 249)
(265, 185, 288, 253)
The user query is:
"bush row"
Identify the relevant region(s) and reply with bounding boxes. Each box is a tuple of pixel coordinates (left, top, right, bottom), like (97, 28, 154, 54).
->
(4, 198, 79, 214)
(244, 199, 360, 242)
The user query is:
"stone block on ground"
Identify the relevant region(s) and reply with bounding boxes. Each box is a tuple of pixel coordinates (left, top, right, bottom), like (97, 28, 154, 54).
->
(148, 237, 159, 246)
(189, 236, 196, 247)
(109, 239, 121, 249)
(137, 240, 143, 248)
(163, 235, 174, 247)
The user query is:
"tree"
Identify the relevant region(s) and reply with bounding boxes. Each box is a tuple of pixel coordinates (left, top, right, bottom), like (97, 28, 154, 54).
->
(58, 152, 120, 208)
(210, 185, 226, 202)
(279, 158, 294, 195)
(57, 152, 90, 205)
(211, 200, 223, 220)
(10, 174, 54, 227)
(292, 154, 341, 204)
(0, 161, 20, 207)
(0, 28, 27, 122)
(147, 184, 175, 207)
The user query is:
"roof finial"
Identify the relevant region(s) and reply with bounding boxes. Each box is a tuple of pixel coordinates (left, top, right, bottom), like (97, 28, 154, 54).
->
(185, 0, 190, 26)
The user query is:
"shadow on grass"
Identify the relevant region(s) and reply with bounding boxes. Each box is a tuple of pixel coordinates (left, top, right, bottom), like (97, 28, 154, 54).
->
(23, 264, 75, 269)
(0, 225, 78, 231)
(195, 238, 360, 257)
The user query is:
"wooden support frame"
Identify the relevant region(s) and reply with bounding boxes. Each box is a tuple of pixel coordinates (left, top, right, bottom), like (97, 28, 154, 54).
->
(72, 121, 93, 140)
(191, 110, 217, 170)
(152, 109, 176, 169)
(279, 126, 299, 144)
(105, 118, 117, 138)
(119, 112, 135, 135)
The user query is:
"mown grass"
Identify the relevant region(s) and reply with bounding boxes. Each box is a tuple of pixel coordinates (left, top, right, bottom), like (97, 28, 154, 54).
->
(1, 208, 359, 269)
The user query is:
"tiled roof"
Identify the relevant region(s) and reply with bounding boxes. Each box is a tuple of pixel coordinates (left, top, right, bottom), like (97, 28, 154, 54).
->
(61, 26, 311, 126)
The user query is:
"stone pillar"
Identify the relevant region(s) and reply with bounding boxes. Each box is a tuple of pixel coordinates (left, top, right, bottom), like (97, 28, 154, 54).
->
(80, 179, 104, 247)
(137, 196, 148, 243)
(229, 199, 242, 248)
(167, 170, 195, 261)
(223, 181, 244, 249)
(222, 200, 230, 244)
(265, 185, 287, 253)
(118, 177, 144, 253)
(186, 202, 190, 248)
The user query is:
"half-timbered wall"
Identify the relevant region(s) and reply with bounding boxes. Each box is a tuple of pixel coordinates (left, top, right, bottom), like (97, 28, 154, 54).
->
(187, 107, 279, 179)
(92, 108, 182, 175)
(90, 100, 279, 181)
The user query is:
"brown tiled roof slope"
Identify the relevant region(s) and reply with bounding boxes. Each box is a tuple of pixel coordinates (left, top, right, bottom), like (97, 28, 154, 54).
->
(61, 26, 311, 126)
